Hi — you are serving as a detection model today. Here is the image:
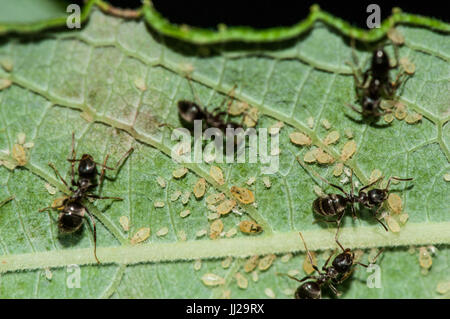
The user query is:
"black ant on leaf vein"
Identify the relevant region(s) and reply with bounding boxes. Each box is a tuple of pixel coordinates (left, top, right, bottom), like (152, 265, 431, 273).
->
(346, 39, 410, 119)
(162, 77, 256, 135)
(280, 232, 382, 299)
(297, 157, 413, 235)
(39, 133, 133, 263)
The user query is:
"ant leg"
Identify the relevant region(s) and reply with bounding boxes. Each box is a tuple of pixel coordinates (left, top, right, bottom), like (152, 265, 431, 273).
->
(39, 205, 63, 213)
(297, 157, 349, 196)
(70, 132, 77, 186)
(335, 227, 346, 252)
(216, 84, 238, 114)
(345, 103, 363, 115)
(336, 267, 355, 285)
(358, 248, 384, 268)
(38, 206, 54, 213)
(312, 217, 338, 225)
(385, 176, 413, 191)
(348, 171, 359, 220)
(98, 154, 109, 190)
(186, 76, 202, 107)
(158, 123, 174, 130)
(48, 163, 69, 189)
(277, 273, 317, 283)
(349, 169, 354, 197)
(299, 232, 320, 274)
(323, 249, 337, 269)
(0, 196, 14, 208)
(83, 207, 100, 264)
(375, 218, 388, 232)
(373, 205, 388, 232)
(328, 283, 342, 297)
(358, 176, 384, 193)
(97, 147, 134, 172)
(213, 111, 228, 118)
(346, 37, 364, 85)
(391, 42, 400, 69)
(85, 194, 123, 201)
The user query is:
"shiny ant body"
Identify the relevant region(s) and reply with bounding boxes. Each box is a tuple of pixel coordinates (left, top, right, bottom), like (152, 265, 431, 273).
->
(178, 100, 241, 133)
(347, 42, 408, 118)
(176, 78, 244, 134)
(284, 232, 382, 299)
(40, 133, 133, 263)
(297, 157, 413, 232)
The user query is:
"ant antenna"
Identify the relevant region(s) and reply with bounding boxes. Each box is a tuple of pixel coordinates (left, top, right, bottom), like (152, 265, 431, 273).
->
(299, 232, 320, 274)
(384, 176, 413, 191)
(185, 76, 202, 107)
(296, 156, 349, 196)
(0, 196, 14, 208)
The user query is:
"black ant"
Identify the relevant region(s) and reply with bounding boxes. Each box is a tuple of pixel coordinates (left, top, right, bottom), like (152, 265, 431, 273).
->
(346, 40, 409, 118)
(175, 77, 245, 134)
(39, 133, 133, 263)
(297, 157, 413, 233)
(282, 232, 382, 299)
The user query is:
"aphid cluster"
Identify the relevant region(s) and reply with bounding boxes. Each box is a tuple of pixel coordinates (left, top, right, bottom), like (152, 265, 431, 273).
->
(39, 133, 133, 263)
(7, 34, 420, 299)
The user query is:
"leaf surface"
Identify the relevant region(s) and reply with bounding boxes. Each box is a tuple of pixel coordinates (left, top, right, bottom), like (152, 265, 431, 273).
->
(0, 2, 449, 298)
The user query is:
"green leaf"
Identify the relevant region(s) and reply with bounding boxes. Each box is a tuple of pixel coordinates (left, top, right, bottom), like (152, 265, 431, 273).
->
(0, 3, 449, 299)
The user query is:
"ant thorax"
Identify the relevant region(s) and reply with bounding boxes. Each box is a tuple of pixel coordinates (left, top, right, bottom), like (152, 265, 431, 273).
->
(367, 188, 388, 206)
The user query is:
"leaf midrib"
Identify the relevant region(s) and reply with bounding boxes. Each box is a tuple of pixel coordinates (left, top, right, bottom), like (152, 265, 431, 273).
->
(1, 222, 449, 273)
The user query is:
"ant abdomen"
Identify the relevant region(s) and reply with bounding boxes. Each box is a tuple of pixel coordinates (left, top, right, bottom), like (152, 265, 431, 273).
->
(58, 200, 85, 233)
(78, 154, 97, 178)
(177, 100, 205, 129)
(367, 189, 387, 206)
(295, 282, 321, 299)
(313, 194, 348, 217)
(371, 49, 390, 77)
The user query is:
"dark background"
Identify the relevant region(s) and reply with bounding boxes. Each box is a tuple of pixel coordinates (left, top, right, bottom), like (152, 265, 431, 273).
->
(97, 0, 449, 29)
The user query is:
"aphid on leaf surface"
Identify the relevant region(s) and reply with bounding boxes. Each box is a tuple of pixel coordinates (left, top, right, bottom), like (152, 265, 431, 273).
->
(39, 133, 133, 263)
(280, 232, 382, 299)
(346, 40, 410, 120)
(297, 157, 412, 235)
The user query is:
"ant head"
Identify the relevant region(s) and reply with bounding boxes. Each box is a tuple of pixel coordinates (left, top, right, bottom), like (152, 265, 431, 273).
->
(177, 100, 205, 125)
(372, 48, 390, 70)
(78, 154, 97, 177)
(332, 250, 354, 274)
(367, 188, 388, 206)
